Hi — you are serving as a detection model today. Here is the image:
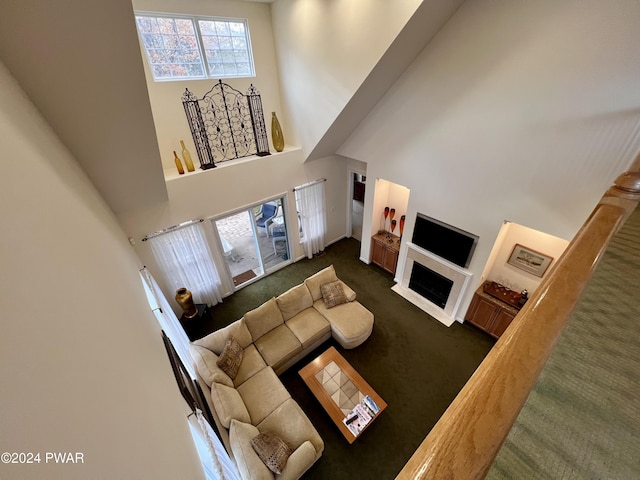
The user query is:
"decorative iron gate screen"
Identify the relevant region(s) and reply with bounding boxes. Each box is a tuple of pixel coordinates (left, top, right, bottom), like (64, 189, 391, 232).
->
(182, 80, 270, 169)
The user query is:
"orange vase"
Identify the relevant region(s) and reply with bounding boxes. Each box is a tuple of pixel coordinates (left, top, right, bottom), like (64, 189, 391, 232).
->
(173, 151, 184, 175)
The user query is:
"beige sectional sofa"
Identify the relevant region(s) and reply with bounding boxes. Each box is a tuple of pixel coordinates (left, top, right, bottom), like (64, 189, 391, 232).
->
(189, 265, 374, 480)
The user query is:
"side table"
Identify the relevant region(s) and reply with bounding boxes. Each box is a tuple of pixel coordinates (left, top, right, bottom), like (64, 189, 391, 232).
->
(180, 303, 210, 341)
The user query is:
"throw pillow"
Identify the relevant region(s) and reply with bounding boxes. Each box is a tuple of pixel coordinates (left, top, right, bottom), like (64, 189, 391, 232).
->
(216, 336, 243, 380)
(320, 280, 348, 308)
(250, 431, 292, 475)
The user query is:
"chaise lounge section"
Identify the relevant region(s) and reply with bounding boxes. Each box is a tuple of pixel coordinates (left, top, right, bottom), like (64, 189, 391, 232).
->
(189, 265, 374, 479)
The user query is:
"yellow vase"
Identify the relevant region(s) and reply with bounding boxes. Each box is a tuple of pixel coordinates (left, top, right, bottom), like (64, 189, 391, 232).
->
(175, 288, 197, 318)
(271, 112, 284, 153)
(173, 151, 184, 175)
(180, 140, 195, 172)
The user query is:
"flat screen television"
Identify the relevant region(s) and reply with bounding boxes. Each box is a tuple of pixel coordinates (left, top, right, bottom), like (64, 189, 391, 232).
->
(411, 213, 478, 268)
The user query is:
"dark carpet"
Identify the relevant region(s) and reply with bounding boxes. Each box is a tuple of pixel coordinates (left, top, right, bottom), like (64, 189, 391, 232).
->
(205, 238, 495, 479)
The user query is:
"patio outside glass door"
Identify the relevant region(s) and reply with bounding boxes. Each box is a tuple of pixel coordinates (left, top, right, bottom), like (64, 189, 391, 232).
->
(213, 197, 290, 288)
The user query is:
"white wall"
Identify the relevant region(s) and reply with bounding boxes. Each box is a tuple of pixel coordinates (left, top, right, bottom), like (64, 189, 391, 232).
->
(270, 0, 424, 156)
(0, 62, 204, 479)
(482, 222, 569, 295)
(132, 0, 285, 172)
(0, 0, 168, 214)
(340, 0, 640, 315)
(370, 179, 410, 239)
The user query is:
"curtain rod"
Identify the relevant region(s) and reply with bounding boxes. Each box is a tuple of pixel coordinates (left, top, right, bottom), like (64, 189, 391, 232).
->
(293, 178, 326, 192)
(141, 219, 204, 242)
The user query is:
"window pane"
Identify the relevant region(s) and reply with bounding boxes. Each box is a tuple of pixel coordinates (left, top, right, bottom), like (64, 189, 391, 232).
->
(232, 37, 246, 50)
(233, 50, 248, 63)
(162, 35, 178, 49)
(219, 50, 234, 64)
(218, 37, 232, 50)
(236, 63, 251, 75)
(136, 17, 157, 33)
(229, 22, 245, 36)
(209, 63, 224, 75)
(175, 18, 195, 35)
(214, 21, 230, 36)
(223, 64, 238, 75)
(142, 33, 162, 49)
(205, 50, 221, 62)
(202, 36, 219, 50)
(157, 18, 176, 34)
(137, 14, 253, 81)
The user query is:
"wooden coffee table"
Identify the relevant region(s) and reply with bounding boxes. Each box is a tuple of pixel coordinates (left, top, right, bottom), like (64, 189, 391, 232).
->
(299, 346, 387, 443)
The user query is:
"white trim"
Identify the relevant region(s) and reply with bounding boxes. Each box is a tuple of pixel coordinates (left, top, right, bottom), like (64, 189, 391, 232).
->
(392, 242, 473, 327)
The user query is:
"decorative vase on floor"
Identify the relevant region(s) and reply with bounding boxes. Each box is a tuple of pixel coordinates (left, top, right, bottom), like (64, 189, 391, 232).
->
(173, 151, 185, 175)
(180, 140, 195, 172)
(175, 287, 197, 318)
(271, 112, 284, 152)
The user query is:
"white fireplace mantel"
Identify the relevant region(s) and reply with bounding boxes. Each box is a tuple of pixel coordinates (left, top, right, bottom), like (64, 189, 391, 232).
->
(391, 242, 473, 327)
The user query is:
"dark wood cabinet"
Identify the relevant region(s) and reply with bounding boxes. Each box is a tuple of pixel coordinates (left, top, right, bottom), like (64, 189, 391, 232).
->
(465, 282, 519, 338)
(371, 233, 400, 275)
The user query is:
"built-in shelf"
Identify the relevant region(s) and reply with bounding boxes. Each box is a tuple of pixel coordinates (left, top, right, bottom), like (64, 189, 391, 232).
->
(163, 145, 300, 182)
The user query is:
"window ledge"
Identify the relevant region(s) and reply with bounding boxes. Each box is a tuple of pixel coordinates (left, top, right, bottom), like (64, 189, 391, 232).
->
(163, 145, 301, 182)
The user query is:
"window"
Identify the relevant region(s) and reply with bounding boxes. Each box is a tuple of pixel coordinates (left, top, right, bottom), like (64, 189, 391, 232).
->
(135, 12, 255, 81)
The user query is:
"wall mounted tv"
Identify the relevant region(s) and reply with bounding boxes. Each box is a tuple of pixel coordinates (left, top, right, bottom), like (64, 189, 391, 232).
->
(411, 213, 479, 268)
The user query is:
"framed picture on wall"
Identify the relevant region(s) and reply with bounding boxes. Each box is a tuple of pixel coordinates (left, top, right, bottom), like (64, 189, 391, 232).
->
(507, 244, 553, 277)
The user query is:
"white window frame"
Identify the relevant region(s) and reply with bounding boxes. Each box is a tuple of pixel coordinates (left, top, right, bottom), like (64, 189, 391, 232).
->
(135, 11, 255, 82)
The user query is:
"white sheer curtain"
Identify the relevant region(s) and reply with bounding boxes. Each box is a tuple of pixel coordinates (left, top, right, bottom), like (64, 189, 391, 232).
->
(148, 221, 223, 308)
(295, 180, 327, 259)
(139, 267, 195, 378)
(139, 270, 240, 480)
(189, 409, 240, 480)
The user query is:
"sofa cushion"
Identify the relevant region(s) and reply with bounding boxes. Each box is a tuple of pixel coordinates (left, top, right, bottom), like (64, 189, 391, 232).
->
(304, 265, 339, 301)
(254, 324, 302, 372)
(229, 420, 274, 480)
(314, 299, 374, 349)
(193, 318, 253, 354)
(339, 280, 357, 302)
(276, 284, 314, 321)
(244, 298, 285, 341)
(237, 367, 291, 425)
(320, 280, 348, 308)
(210, 382, 251, 428)
(189, 344, 233, 388)
(279, 441, 318, 480)
(251, 431, 292, 475)
(285, 308, 331, 349)
(234, 344, 267, 387)
(257, 398, 324, 455)
(216, 336, 243, 379)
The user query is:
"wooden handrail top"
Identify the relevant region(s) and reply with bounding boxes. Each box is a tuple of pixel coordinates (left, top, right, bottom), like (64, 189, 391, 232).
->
(396, 169, 640, 480)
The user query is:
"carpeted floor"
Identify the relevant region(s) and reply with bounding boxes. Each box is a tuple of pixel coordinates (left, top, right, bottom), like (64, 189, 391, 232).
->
(487, 206, 640, 479)
(206, 238, 495, 479)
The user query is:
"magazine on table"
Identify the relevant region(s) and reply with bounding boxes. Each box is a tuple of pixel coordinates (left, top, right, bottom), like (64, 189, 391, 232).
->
(362, 395, 380, 416)
(342, 396, 381, 436)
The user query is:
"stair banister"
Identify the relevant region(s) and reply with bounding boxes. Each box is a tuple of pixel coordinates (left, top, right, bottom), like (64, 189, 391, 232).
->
(396, 168, 640, 480)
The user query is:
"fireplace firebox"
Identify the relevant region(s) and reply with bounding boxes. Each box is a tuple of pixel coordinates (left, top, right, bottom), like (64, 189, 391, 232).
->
(408, 262, 454, 308)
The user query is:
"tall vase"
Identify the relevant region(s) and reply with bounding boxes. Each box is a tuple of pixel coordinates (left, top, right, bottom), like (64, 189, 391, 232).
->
(180, 140, 195, 172)
(175, 287, 197, 318)
(173, 151, 184, 175)
(271, 112, 284, 152)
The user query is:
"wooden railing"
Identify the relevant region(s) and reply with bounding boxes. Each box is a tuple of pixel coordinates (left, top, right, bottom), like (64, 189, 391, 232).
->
(396, 168, 640, 480)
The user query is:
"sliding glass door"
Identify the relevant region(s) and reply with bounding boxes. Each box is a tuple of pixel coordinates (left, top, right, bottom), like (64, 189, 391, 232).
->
(212, 196, 290, 288)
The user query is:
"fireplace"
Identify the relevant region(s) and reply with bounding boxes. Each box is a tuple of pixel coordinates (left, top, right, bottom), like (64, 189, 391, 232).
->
(391, 242, 473, 327)
(409, 263, 454, 309)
